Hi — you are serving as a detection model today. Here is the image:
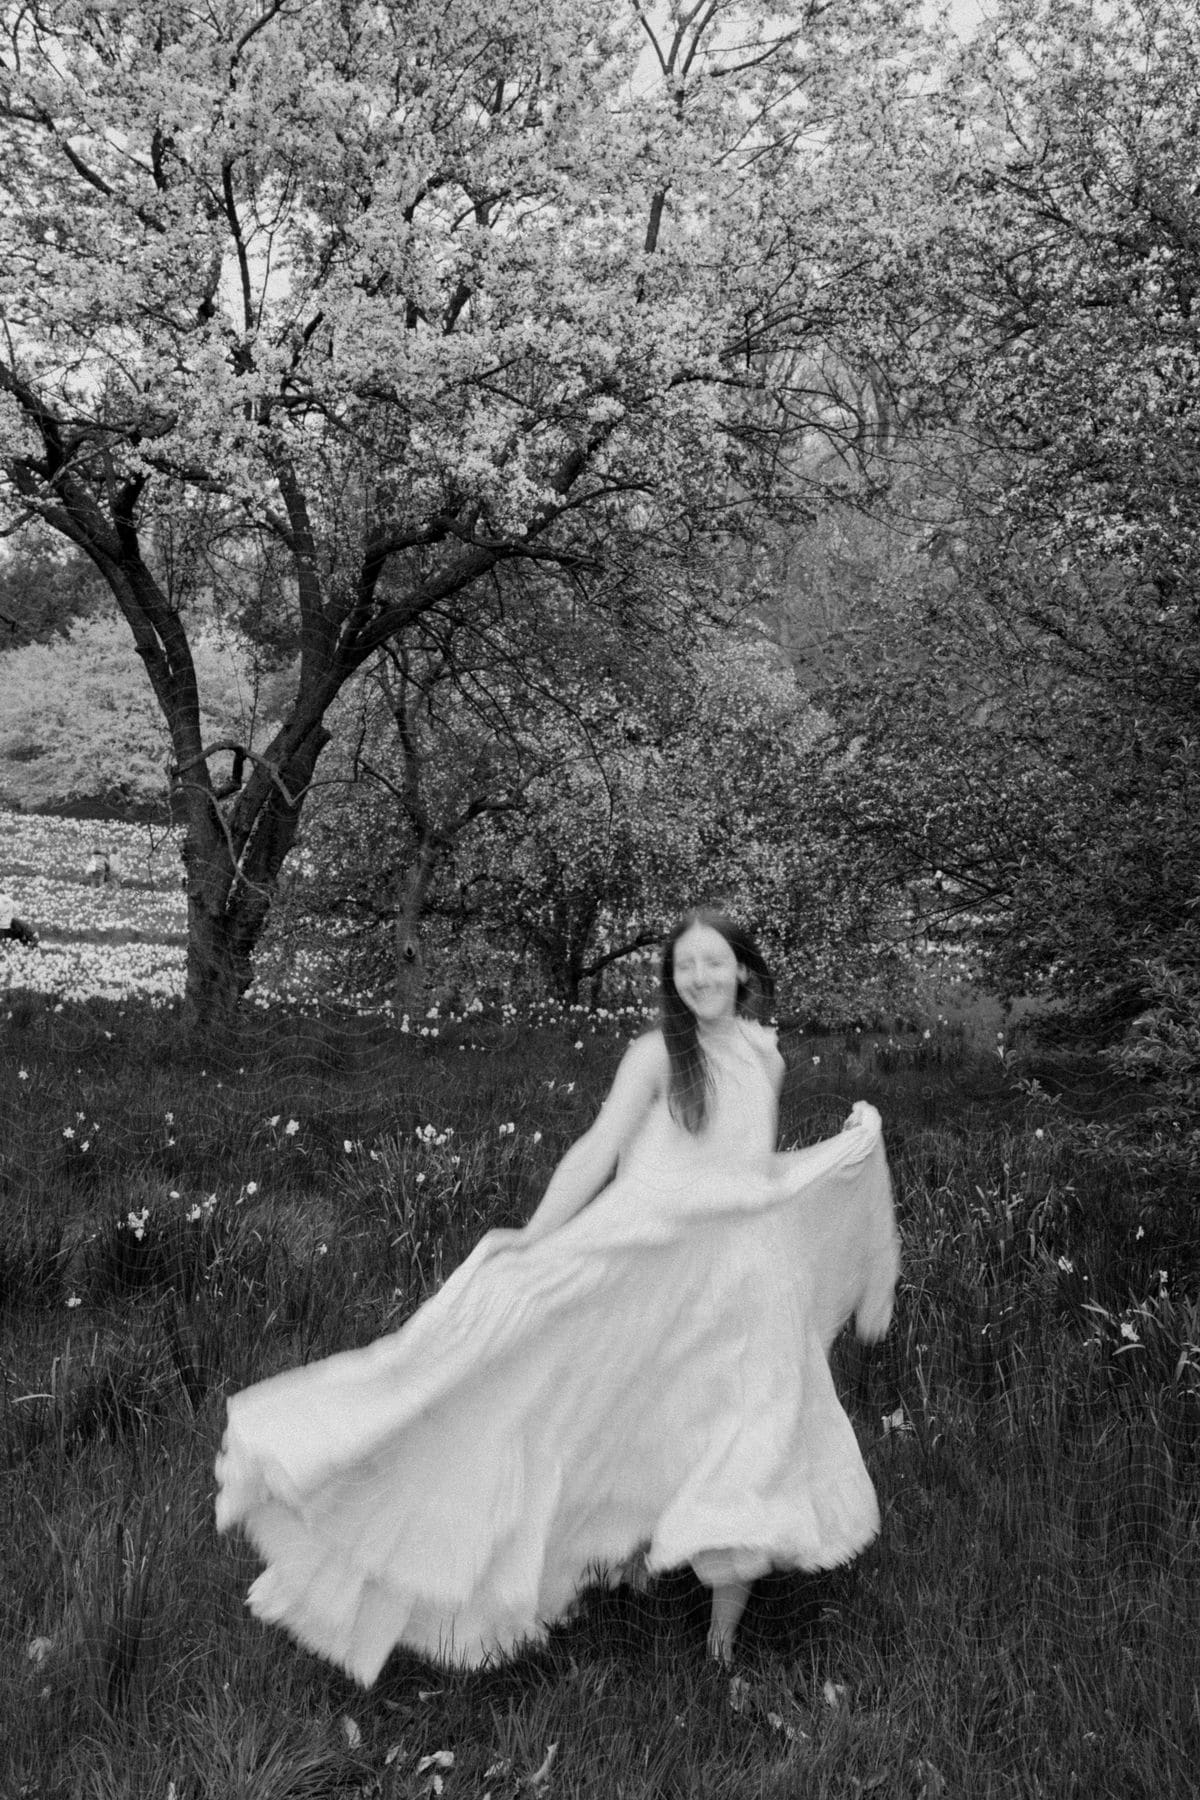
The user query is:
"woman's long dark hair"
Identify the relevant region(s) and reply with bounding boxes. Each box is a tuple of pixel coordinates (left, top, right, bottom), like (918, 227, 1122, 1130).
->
(660, 908, 776, 1135)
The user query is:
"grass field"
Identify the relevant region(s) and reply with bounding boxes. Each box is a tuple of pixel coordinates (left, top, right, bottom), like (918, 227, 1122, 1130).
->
(2, 811, 1197, 1798)
(2, 992, 1197, 1800)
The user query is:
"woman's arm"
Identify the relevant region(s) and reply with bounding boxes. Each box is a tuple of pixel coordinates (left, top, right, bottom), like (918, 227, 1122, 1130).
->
(522, 1032, 667, 1240)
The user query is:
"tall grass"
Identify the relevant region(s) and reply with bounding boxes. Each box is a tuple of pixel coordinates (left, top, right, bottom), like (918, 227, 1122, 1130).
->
(1, 1000, 1196, 1799)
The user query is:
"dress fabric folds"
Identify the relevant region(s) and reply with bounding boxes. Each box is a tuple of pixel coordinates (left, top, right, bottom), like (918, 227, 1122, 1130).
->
(215, 1026, 900, 1683)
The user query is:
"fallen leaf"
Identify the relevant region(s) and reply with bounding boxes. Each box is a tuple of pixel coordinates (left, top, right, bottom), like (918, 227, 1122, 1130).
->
(416, 1750, 455, 1775)
(341, 1717, 362, 1750)
(728, 1675, 752, 1714)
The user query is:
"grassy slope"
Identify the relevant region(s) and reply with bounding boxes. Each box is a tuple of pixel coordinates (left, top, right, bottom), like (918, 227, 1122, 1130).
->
(1, 1000, 1196, 1800)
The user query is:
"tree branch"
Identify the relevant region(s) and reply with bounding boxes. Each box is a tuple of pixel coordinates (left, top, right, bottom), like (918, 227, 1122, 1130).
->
(170, 740, 303, 810)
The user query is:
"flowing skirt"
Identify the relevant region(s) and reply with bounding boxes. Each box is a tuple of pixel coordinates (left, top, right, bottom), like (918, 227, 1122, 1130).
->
(214, 1105, 898, 1683)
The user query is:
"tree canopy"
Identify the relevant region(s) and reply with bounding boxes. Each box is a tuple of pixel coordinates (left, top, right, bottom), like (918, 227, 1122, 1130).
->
(811, 0, 1200, 1075)
(0, 0, 925, 1025)
(7, 0, 1194, 1092)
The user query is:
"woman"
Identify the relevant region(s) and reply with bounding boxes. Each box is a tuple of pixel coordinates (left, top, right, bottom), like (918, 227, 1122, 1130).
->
(216, 910, 899, 1679)
(0, 894, 38, 946)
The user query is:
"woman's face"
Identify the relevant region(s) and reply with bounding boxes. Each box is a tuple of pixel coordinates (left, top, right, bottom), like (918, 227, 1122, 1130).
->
(671, 924, 745, 1026)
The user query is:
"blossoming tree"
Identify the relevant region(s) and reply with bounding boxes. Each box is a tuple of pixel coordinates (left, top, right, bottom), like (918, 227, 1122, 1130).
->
(0, 0, 924, 1028)
(808, 0, 1200, 1068)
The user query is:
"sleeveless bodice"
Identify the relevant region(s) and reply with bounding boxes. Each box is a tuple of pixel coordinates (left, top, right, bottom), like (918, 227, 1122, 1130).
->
(620, 1022, 778, 1181)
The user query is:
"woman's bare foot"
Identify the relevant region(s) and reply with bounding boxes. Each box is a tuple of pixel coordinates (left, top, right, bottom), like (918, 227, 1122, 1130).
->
(707, 1578, 750, 1665)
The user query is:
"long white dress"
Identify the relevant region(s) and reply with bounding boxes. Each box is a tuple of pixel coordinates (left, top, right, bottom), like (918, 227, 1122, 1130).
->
(215, 1023, 899, 1683)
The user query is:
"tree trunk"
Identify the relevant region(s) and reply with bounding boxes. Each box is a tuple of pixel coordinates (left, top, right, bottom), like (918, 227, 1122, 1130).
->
(393, 837, 439, 1020)
(178, 726, 329, 1037)
(540, 916, 591, 1007)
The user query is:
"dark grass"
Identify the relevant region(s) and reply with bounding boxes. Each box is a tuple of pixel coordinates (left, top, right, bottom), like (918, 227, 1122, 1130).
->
(1, 999, 1197, 1799)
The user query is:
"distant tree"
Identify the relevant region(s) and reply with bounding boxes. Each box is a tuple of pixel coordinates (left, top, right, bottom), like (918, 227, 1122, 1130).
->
(274, 615, 912, 1019)
(444, 635, 906, 1015)
(0, 614, 285, 813)
(0, 530, 107, 648)
(271, 581, 683, 1008)
(287, 642, 549, 1016)
(815, 0, 1200, 1049)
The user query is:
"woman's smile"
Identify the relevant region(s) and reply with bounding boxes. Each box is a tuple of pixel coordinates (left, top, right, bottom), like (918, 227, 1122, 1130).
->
(672, 924, 745, 1024)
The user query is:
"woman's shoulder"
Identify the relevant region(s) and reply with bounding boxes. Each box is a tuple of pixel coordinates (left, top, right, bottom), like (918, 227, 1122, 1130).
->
(596, 1029, 668, 1120)
(738, 1015, 782, 1050)
(624, 1027, 670, 1074)
(737, 1017, 786, 1077)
